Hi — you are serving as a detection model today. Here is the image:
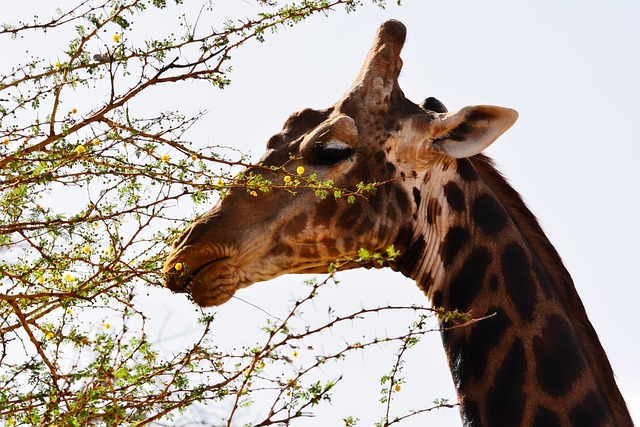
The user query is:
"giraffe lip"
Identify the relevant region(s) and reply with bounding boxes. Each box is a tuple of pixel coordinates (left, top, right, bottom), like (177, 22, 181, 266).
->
(188, 257, 244, 307)
(170, 257, 229, 294)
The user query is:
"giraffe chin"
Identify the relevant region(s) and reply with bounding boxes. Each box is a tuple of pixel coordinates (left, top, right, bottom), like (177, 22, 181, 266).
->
(186, 259, 244, 307)
(164, 256, 244, 307)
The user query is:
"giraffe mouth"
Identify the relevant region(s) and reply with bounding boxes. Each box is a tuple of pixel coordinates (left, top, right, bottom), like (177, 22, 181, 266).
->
(165, 255, 245, 306)
(181, 258, 227, 293)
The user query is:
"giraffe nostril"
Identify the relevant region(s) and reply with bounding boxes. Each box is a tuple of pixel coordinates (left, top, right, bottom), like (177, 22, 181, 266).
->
(173, 221, 208, 250)
(171, 227, 190, 249)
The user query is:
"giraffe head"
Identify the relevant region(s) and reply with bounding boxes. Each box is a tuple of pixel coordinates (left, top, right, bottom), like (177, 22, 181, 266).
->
(164, 20, 518, 306)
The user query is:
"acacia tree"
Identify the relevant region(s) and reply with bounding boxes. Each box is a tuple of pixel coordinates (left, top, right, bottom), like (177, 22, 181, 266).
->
(0, 1, 468, 425)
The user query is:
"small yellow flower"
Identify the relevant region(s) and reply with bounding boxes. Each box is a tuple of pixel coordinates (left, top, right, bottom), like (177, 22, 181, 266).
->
(191, 154, 198, 161)
(54, 61, 61, 69)
(161, 154, 170, 163)
(45, 331, 55, 340)
(67, 308, 72, 315)
(250, 191, 258, 197)
(283, 175, 291, 183)
(104, 323, 111, 330)
(286, 391, 291, 397)
(292, 351, 298, 358)
(174, 262, 183, 271)
(394, 384, 401, 392)
(71, 108, 77, 114)
(112, 33, 121, 43)
(93, 221, 99, 227)
(93, 139, 100, 146)
(257, 361, 265, 369)
(2, 138, 8, 146)
(75, 145, 85, 155)
(217, 179, 224, 187)
(64, 274, 75, 282)
(38, 276, 45, 284)
(296, 166, 305, 175)
(83, 245, 91, 254)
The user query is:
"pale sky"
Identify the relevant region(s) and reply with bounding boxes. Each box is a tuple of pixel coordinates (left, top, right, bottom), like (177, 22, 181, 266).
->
(3, 1, 639, 425)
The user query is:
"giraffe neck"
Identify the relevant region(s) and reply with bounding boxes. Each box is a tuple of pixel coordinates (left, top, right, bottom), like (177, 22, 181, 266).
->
(397, 155, 632, 427)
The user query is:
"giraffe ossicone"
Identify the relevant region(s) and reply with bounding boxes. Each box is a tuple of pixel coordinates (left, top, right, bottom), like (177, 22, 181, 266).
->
(164, 20, 633, 427)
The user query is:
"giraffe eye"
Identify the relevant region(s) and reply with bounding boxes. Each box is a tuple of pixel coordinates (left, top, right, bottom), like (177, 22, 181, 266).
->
(311, 141, 353, 166)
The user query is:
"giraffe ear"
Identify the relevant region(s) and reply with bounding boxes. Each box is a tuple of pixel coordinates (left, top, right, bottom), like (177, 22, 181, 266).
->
(430, 105, 518, 159)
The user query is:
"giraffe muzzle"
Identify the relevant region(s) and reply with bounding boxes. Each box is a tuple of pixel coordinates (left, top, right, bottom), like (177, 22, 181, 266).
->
(164, 255, 243, 307)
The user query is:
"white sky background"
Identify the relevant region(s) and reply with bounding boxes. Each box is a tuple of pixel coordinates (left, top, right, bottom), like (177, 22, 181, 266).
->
(3, 0, 640, 425)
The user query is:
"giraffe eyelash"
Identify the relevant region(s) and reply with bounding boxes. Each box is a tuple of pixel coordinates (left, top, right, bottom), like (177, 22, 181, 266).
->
(310, 140, 353, 166)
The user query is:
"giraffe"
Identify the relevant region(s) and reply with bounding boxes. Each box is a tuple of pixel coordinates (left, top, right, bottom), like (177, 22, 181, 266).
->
(163, 20, 633, 426)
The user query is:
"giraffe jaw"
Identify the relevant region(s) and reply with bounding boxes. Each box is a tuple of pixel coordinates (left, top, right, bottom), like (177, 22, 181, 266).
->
(187, 258, 244, 306)
(164, 244, 338, 306)
(164, 244, 360, 307)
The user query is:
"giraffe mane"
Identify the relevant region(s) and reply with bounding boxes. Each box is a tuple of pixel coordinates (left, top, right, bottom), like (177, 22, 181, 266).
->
(469, 154, 631, 423)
